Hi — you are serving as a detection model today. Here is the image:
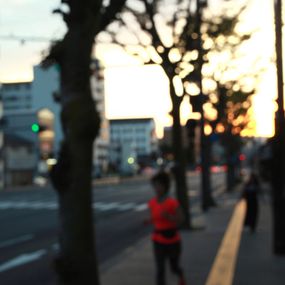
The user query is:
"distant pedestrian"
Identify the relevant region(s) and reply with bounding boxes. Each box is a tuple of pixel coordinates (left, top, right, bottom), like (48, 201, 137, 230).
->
(242, 173, 260, 233)
(145, 171, 186, 285)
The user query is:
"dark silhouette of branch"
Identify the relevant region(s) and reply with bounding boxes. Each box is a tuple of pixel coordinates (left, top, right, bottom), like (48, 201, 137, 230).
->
(42, 0, 128, 67)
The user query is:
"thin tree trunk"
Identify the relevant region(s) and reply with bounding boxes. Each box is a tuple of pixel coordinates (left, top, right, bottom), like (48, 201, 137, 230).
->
(170, 86, 191, 228)
(201, 136, 216, 210)
(272, 0, 285, 255)
(226, 154, 236, 192)
(195, 0, 215, 212)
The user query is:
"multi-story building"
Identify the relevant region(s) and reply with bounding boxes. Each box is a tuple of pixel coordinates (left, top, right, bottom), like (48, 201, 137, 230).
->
(91, 60, 110, 177)
(0, 82, 37, 149)
(0, 82, 32, 112)
(109, 118, 158, 174)
(0, 59, 109, 184)
(32, 63, 110, 175)
(0, 83, 38, 187)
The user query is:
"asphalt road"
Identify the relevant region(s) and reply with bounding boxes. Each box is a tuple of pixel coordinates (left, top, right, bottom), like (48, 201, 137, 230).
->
(0, 172, 225, 285)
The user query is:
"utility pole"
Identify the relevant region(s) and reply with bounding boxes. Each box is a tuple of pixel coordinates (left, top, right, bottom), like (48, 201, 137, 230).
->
(195, 0, 215, 211)
(272, 0, 285, 255)
(0, 34, 56, 44)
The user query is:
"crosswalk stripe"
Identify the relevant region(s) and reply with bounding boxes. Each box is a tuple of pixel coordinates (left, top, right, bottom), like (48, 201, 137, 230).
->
(43, 202, 58, 209)
(0, 201, 148, 212)
(28, 202, 47, 209)
(134, 203, 148, 212)
(10, 202, 30, 209)
(0, 202, 14, 209)
(116, 203, 136, 211)
(93, 202, 119, 210)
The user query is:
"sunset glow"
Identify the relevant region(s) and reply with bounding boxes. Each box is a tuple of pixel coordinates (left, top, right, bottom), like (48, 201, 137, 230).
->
(0, 0, 280, 139)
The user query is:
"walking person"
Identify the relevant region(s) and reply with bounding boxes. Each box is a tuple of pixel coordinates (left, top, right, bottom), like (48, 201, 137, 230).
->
(242, 173, 260, 233)
(145, 171, 186, 285)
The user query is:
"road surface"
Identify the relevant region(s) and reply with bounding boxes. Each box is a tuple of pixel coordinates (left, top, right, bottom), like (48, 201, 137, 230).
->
(0, 172, 225, 284)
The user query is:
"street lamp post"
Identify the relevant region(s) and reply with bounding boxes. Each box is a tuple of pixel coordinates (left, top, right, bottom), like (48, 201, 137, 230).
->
(272, 0, 285, 255)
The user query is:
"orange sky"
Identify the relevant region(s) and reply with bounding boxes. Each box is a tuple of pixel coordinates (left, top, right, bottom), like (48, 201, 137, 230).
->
(95, 0, 278, 138)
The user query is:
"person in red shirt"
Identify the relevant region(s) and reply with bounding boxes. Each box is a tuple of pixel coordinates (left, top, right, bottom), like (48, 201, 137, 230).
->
(146, 171, 186, 285)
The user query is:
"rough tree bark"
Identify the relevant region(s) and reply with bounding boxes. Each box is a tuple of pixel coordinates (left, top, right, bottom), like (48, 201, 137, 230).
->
(50, 22, 101, 284)
(45, 1, 127, 284)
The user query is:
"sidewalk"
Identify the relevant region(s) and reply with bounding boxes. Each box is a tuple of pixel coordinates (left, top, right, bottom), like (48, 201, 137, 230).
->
(234, 198, 285, 285)
(101, 189, 285, 285)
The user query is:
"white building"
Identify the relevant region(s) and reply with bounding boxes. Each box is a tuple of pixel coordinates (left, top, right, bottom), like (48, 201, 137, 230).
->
(110, 118, 158, 174)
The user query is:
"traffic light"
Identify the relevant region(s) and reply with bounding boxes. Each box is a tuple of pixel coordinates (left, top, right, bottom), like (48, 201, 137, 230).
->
(186, 119, 198, 139)
(31, 123, 47, 133)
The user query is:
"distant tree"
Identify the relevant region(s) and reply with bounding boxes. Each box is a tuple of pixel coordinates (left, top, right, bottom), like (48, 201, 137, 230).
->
(101, 0, 200, 228)
(100, 0, 256, 212)
(210, 81, 255, 191)
(42, 1, 127, 284)
(184, 0, 257, 193)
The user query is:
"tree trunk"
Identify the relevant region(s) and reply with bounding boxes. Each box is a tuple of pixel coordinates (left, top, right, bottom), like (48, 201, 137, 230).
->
(170, 86, 191, 228)
(272, 0, 285, 255)
(53, 99, 100, 285)
(50, 24, 101, 284)
(195, 0, 215, 211)
(226, 153, 236, 192)
(200, 135, 216, 210)
(271, 135, 285, 255)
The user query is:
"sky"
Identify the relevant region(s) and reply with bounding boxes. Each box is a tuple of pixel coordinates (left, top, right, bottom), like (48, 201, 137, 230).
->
(0, 0, 278, 138)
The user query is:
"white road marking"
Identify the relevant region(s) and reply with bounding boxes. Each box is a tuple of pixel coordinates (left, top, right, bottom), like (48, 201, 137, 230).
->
(134, 203, 148, 212)
(94, 202, 119, 210)
(28, 202, 46, 209)
(11, 202, 29, 209)
(0, 235, 34, 249)
(0, 202, 13, 209)
(0, 249, 47, 273)
(117, 203, 136, 211)
(0, 201, 149, 212)
(43, 202, 58, 209)
(93, 202, 107, 210)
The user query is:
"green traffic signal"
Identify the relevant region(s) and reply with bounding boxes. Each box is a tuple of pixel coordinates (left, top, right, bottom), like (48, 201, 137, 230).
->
(31, 123, 40, 133)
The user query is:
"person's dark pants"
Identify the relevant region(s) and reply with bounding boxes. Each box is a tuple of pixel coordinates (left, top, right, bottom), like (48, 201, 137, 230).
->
(153, 241, 183, 285)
